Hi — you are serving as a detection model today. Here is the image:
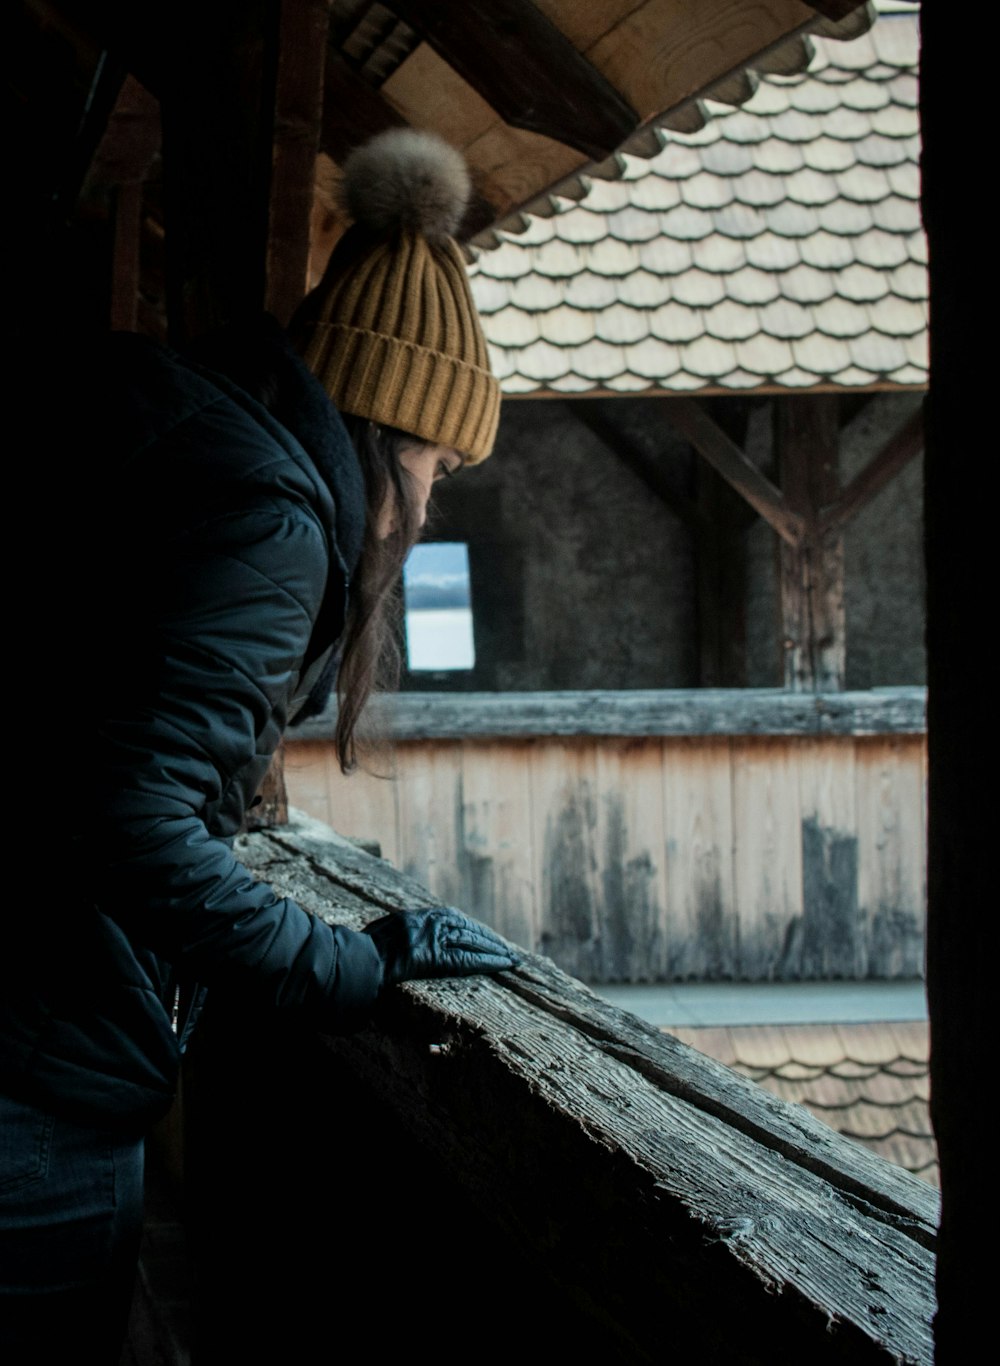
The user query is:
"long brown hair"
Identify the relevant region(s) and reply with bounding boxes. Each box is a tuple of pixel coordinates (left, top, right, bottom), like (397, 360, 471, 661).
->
(334, 413, 425, 773)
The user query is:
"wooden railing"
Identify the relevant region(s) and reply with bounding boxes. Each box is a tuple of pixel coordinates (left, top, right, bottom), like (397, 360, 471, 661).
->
(286, 688, 927, 984)
(176, 809, 937, 1364)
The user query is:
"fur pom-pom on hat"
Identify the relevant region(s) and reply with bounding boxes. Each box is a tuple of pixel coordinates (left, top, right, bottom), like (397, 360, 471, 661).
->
(299, 128, 500, 464)
(340, 128, 472, 244)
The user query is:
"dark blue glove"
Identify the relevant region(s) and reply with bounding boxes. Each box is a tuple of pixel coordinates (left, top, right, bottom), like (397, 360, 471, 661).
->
(363, 907, 520, 987)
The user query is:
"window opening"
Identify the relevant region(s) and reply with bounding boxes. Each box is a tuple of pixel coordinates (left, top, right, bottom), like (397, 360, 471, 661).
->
(402, 541, 475, 671)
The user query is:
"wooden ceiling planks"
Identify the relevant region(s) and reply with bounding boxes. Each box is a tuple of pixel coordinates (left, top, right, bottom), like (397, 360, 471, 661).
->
(541, 0, 821, 120)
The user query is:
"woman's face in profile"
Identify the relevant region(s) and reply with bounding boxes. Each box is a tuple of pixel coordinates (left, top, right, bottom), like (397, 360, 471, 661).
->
(378, 443, 464, 539)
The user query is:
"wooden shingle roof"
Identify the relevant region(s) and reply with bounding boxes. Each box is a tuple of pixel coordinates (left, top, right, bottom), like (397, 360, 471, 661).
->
(670, 1020, 937, 1186)
(471, 1, 924, 397)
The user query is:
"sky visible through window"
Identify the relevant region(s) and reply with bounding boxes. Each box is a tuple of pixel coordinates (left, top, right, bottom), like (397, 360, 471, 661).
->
(402, 541, 475, 671)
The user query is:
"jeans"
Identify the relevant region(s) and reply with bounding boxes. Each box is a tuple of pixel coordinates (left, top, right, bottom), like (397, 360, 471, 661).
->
(0, 1090, 145, 1363)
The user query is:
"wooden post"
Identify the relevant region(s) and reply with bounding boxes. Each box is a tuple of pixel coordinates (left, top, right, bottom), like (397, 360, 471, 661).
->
(776, 395, 844, 693)
(696, 465, 753, 686)
(694, 403, 755, 687)
(920, 7, 986, 1359)
(159, 0, 292, 827)
(156, 2, 331, 825)
(266, 0, 332, 324)
(157, 0, 279, 345)
(101, 76, 162, 332)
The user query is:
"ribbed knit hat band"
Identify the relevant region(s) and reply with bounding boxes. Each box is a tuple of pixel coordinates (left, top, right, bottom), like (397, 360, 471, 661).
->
(306, 322, 500, 463)
(301, 131, 500, 463)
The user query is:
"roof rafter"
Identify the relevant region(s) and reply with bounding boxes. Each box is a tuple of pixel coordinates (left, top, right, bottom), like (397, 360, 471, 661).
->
(388, 0, 638, 161)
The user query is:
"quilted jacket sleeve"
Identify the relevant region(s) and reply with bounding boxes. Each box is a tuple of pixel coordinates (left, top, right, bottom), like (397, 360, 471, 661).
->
(78, 418, 383, 1028)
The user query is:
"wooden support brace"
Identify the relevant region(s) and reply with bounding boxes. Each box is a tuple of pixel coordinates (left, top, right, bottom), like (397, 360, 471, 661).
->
(820, 406, 924, 533)
(666, 397, 805, 546)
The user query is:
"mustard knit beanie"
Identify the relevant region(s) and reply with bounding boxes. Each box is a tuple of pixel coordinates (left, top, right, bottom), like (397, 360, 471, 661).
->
(301, 129, 500, 464)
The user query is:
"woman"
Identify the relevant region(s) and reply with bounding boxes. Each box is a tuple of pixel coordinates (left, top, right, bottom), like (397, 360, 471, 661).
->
(1, 128, 517, 1357)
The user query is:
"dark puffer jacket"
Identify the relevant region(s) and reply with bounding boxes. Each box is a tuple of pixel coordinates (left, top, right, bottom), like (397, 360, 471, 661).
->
(2, 320, 384, 1129)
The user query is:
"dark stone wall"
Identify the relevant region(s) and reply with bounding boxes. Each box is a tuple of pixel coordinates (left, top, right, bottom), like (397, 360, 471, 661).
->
(409, 396, 701, 690)
(406, 392, 925, 692)
(842, 392, 926, 689)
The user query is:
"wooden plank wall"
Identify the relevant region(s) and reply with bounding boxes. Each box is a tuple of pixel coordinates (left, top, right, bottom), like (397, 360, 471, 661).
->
(284, 732, 926, 983)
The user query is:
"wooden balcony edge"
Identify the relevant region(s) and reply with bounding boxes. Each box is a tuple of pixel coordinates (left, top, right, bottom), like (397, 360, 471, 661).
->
(233, 808, 938, 1365)
(287, 687, 928, 742)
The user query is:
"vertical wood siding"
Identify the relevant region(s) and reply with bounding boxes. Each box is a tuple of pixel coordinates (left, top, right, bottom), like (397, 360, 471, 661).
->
(286, 733, 927, 983)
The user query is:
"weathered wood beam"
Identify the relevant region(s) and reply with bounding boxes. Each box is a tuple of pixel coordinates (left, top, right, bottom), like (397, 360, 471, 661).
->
(820, 407, 924, 533)
(388, 0, 638, 161)
(778, 395, 844, 692)
(666, 398, 805, 547)
(287, 686, 928, 742)
(158, 0, 279, 344)
(110, 181, 142, 331)
(155, 0, 294, 821)
(88, 72, 161, 187)
(53, 46, 128, 223)
(265, 0, 333, 326)
(95, 75, 161, 331)
(190, 809, 937, 1365)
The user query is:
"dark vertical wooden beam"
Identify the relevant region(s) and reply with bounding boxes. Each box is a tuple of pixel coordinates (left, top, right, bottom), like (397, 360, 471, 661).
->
(776, 395, 844, 692)
(98, 76, 162, 332)
(52, 47, 129, 233)
(157, 0, 280, 345)
(920, 7, 986, 1361)
(155, 1, 305, 822)
(109, 181, 142, 330)
(694, 403, 755, 687)
(258, 1, 335, 817)
(266, 0, 332, 323)
(153, 0, 293, 824)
